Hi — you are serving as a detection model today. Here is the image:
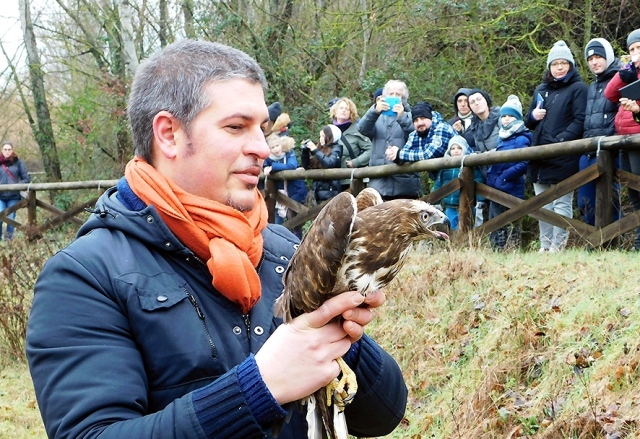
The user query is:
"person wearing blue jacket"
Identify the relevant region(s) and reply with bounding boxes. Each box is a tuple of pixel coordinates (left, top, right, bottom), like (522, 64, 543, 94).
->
(263, 134, 308, 226)
(487, 95, 532, 250)
(431, 135, 483, 230)
(26, 40, 407, 439)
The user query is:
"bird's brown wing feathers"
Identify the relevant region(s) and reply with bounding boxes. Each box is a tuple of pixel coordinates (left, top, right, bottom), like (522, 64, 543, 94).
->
(275, 192, 357, 321)
(355, 187, 382, 212)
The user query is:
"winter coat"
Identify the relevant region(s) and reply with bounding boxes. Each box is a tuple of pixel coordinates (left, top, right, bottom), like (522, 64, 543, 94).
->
(487, 129, 532, 200)
(301, 142, 342, 202)
(604, 67, 640, 135)
(432, 142, 483, 207)
(357, 104, 422, 198)
(584, 59, 621, 138)
(264, 150, 308, 204)
(0, 155, 29, 200)
(26, 181, 408, 439)
(448, 88, 477, 150)
(338, 122, 372, 186)
(469, 107, 501, 153)
(525, 68, 588, 184)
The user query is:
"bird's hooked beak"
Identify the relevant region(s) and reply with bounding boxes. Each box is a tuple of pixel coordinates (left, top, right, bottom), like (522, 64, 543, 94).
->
(423, 204, 449, 240)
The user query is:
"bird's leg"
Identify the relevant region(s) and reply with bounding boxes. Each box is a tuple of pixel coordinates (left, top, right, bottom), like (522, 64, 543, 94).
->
(326, 357, 358, 410)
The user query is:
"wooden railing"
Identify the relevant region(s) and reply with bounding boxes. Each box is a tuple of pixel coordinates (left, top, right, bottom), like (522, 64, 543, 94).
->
(2, 134, 640, 247)
(263, 134, 640, 248)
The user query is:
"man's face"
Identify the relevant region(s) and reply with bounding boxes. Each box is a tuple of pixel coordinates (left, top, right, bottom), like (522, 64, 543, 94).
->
(385, 85, 404, 98)
(469, 93, 488, 116)
(587, 54, 607, 75)
(162, 79, 269, 211)
(413, 116, 432, 134)
(457, 95, 470, 115)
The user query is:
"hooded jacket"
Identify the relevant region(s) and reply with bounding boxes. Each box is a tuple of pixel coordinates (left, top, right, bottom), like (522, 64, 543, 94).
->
(525, 67, 588, 184)
(301, 141, 342, 202)
(432, 136, 483, 207)
(337, 122, 372, 186)
(447, 88, 476, 150)
(26, 182, 408, 439)
(584, 59, 621, 138)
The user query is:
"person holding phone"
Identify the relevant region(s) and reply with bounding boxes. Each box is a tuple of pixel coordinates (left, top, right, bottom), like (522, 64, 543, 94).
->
(358, 79, 422, 200)
(605, 29, 640, 249)
(525, 40, 588, 253)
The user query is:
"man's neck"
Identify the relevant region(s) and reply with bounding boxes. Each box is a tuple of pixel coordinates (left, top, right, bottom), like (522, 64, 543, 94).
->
(477, 110, 490, 121)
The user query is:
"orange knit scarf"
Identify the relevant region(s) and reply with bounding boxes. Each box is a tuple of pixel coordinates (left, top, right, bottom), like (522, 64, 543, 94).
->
(125, 157, 267, 314)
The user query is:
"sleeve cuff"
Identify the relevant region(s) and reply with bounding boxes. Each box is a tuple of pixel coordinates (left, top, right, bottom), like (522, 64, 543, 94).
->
(237, 354, 287, 427)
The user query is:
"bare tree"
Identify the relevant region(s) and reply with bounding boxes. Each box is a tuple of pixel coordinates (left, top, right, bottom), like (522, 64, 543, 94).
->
(18, 0, 62, 183)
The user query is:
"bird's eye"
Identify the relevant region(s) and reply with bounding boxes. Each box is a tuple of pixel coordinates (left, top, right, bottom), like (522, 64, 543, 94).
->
(421, 212, 429, 222)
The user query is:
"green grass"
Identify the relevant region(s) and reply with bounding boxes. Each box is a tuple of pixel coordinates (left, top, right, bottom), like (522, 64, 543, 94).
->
(3, 237, 640, 438)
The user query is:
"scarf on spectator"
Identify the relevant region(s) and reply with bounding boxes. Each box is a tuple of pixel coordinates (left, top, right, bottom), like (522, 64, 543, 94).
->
(458, 111, 473, 130)
(0, 153, 17, 166)
(125, 156, 267, 314)
(499, 120, 526, 140)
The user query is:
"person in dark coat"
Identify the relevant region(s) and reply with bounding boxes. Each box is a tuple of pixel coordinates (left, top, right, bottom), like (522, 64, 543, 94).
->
(0, 141, 30, 240)
(448, 87, 476, 150)
(25, 39, 407, 439)
(578, 38, 621, 226)
(487, 95, 532, 250)
(301, 124, 343, 203)
(525, 40, 588, 253)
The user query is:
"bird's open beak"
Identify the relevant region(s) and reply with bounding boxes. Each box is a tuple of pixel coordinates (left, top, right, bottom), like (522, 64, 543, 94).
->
(428, 208, 449, 241)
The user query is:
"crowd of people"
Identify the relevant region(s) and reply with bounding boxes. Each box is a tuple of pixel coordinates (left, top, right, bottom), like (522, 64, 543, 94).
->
(266, 31, 640, 252)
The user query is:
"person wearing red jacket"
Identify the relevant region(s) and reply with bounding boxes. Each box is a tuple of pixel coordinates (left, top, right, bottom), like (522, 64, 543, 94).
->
(605, 28, 640, 249)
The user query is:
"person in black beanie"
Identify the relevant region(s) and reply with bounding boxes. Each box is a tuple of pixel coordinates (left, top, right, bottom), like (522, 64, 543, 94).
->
(385, 101, 456, 165)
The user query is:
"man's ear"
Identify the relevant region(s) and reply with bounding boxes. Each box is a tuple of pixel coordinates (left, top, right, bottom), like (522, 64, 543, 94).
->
(153, 111, 181, 160)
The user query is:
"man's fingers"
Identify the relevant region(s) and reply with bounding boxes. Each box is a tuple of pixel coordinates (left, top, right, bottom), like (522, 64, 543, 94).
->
(303, 292, 364, 328)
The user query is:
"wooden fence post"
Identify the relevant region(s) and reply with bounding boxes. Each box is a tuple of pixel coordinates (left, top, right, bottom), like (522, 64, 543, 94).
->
(458, 166, 475, 233)
(27, 191, 37, 225)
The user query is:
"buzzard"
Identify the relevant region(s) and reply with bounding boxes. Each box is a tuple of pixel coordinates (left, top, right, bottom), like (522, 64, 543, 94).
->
(274, 187, 448, 438)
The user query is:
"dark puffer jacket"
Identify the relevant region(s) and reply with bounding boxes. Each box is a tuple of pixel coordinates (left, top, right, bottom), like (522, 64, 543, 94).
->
(584, 59, 620, 138)
(26, 183, 408, 439)
(526, 68, 588, 184)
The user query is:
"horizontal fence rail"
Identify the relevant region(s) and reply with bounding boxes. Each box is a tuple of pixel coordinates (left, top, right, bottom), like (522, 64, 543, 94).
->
(0, 134, 639, 247)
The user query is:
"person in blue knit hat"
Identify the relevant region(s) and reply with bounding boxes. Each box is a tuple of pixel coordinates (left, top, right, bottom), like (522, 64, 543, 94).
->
(487, 95, 532, 250)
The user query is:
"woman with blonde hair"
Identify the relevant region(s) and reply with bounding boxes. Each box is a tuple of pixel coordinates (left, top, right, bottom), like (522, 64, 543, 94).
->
(329, 97, 372, 191)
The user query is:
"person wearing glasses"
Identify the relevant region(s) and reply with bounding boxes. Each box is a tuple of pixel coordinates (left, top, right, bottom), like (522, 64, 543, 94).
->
(0, 141, 30, 240)
(525, 40, 588, 253)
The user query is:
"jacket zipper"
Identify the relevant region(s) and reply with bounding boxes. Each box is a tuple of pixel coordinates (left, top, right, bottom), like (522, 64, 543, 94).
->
(183, 288, 218, 359)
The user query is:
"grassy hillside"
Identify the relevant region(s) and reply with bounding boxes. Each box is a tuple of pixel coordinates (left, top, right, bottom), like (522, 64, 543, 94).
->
(2, 240, 640, 438)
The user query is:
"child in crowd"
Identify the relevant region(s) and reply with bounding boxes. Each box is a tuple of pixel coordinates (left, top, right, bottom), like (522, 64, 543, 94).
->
(431, 135, 482, 231)
(263, 134, 308, 231)
(486, 95, 532, 250)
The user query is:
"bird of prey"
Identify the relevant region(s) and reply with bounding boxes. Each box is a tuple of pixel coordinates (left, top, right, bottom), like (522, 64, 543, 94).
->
(274, 187, 448, 439)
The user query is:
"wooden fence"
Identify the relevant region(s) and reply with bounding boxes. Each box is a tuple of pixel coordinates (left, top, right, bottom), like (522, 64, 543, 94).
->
(263, 134, 640, 248)
(2, 134, 640, 247)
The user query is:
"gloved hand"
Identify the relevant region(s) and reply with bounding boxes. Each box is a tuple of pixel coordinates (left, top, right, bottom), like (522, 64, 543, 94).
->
(619, 63, 637, 84)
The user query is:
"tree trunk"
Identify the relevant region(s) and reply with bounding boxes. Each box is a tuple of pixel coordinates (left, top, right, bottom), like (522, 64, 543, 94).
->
(118, 0, 139, 76)
(19, 0, 62, 183)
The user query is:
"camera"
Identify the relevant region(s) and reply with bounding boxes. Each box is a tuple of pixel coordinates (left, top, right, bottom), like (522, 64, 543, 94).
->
(301, 139, 311, 149)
